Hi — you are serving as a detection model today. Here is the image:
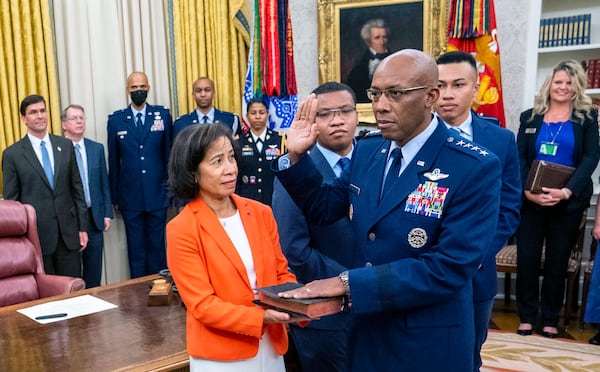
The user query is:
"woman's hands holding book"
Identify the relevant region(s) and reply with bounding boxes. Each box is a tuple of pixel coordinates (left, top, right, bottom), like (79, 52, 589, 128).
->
(525, 187, 571, 207)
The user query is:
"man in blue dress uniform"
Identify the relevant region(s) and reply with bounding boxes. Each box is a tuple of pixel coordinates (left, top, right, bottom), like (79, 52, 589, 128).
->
(434, 50, 521, 371)
(275, 49, 502, 371)
(107, 71, 172, 278)
(173, 77, 240, 138)
(272, 82, 358, 371)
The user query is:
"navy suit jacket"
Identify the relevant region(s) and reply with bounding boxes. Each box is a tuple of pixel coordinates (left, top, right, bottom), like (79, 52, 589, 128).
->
(173, 108, 240, 138)
(107, 104, 172, 212)
(272, 146, 355, 330)
(83, 138, 113, 231)
(2, 134, 88, 255)
(276, 121, 502, 371)
(518, 108, 599, 212)
(453, 112, 521, 302)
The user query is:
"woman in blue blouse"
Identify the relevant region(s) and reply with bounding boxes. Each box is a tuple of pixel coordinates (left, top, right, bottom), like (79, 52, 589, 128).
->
(516, 60, 600, 338)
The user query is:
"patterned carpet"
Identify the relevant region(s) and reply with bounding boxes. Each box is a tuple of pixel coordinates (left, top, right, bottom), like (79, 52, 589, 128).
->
(481, 330, 600, 371)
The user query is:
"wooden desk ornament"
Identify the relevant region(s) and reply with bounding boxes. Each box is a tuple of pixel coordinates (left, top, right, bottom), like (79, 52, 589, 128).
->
(148, 279, 173, 306)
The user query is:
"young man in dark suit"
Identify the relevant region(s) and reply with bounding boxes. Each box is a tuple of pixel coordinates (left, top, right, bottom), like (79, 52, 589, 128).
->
(2, 95, 88, 277)
(434, 50, 522, 372)
(107, 72, 172, 278)
(62, 104, 113, 287)
(173, 77, 240, 137)
(272, 82, 358, 371)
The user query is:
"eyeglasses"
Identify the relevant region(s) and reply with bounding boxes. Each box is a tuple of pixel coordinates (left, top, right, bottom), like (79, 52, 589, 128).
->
(67, 116, 87, 121)
(366, 86, 429, 102)
(315, 107, 356, 121)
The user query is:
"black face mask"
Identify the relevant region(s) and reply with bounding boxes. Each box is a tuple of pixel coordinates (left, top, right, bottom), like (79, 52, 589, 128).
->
(130, 90, 148, 106)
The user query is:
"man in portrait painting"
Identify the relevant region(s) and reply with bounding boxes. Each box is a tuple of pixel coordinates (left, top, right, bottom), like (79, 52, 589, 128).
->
(345, 19, 391, 103)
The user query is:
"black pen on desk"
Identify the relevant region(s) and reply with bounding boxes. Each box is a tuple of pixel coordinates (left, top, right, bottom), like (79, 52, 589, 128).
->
(35, 313, 68, 320)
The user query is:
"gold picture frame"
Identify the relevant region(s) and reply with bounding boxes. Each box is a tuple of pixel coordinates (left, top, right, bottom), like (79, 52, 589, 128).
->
(318, 0, 448, 124)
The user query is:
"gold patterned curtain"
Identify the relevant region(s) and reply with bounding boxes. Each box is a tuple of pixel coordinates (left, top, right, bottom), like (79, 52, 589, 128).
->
(166, 0, 250, 118)
(0, 0, 60, 193)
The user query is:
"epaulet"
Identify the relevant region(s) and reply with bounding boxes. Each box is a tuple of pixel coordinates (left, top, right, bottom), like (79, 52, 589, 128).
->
(363, 130, 382, 138)
(447, 136, 493, 160)
(109, 108, 126, 116)
(477, 113, 501, 126)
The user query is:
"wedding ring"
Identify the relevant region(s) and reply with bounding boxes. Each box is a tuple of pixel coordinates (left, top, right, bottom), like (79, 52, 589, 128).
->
(300, 115, 306, 120)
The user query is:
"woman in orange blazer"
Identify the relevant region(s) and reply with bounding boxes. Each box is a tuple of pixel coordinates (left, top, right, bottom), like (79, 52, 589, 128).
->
(166, 123, 297, 371)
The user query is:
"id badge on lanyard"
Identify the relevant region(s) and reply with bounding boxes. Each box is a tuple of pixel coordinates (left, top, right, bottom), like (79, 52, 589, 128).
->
(539, 142, 558, 156)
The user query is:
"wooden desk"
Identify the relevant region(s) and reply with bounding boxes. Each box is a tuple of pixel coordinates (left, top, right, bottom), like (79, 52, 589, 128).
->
(0, 275, 188, 371)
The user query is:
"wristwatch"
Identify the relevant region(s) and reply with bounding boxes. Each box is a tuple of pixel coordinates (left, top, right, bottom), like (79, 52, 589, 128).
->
(338, 270, 350, 294)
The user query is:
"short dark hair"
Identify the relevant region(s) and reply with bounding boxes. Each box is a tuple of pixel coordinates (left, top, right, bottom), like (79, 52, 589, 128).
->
(20, 95, 46, 116)
(311, 82, 357, 104)
(168, 124, 240, 200)
(246, 97, 269, 113)
(436, 51, 477, 70)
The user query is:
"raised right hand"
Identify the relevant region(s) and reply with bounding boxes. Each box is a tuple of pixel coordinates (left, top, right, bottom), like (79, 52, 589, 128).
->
(286, 94, 320, 164)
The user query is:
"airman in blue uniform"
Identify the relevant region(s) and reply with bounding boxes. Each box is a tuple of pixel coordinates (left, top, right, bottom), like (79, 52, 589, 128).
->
(435, 51, 521, 371)
(274, 50, 502, 371)
(173, 77, 240, 138)
(107, 71, 172, 278)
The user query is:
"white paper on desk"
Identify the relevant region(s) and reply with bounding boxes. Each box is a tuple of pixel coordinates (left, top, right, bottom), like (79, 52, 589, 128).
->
(17, 294, 118, 324)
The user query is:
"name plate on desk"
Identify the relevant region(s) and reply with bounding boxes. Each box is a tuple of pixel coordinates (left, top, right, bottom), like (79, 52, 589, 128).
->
(148, 279, 173, 306)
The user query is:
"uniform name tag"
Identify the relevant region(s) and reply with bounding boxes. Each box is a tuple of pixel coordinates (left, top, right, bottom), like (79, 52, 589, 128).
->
(242, 146, 254, 157)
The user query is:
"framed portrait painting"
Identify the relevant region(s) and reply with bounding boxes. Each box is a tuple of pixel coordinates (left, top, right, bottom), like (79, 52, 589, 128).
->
(318, 0, 448, 123)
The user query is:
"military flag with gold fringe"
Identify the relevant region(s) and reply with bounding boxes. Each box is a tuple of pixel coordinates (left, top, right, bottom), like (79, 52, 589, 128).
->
(242, 0, 297, 132)
(447, 0, 506, 127)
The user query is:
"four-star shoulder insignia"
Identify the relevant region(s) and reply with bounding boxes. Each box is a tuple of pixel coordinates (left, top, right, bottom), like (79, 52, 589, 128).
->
(447, 136, 491, 158)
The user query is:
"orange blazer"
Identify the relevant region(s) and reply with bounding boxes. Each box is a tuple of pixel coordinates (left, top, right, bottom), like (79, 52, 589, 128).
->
(167, 194, 297, 360)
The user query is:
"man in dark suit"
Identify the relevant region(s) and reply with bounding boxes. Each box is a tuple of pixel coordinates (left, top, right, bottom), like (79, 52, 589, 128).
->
(2, 95, 88, 277)
(173, 77, 240, 137)
(272, 82, 357, 371)
(274, 49, 502, 371)
(345, 19, 391, 103)
(107, 72, 172, 278)
(434, 50, 522, 372)
(62, 104, 113, 288)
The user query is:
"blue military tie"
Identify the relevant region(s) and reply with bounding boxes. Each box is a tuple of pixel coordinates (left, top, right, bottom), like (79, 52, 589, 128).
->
(136, 112, 143, 129)
(202, 115, 209, 124)
(337, 157, 350, 175)
(40, 140, 54, 189)
(75, 144, 91, 207)
(381, 147, 402, 200)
